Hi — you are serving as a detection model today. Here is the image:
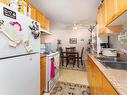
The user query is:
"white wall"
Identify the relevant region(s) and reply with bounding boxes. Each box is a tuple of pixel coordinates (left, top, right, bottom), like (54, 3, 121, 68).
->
(97, 29, 127, 54)
(44, 27, 91, 59)
(110, 33, 127, 53)
(97, 34, 108, 53)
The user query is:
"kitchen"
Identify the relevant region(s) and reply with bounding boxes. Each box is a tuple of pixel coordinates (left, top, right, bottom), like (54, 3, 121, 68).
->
(0, 0, 127, 95)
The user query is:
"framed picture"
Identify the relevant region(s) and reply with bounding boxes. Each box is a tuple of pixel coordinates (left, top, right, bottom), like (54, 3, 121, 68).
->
(69, 38, 77, 44)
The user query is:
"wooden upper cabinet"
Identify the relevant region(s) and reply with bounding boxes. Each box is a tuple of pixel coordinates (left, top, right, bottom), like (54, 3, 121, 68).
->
(98, 6, 105, 36)
(106, 0, 117, 24)
(98, 7, 103, 35)
(116, 0, 127, 16)
(36, 10, 50, 31)
(101, 2, 106, 34)
(30, 4, 36, 20)
(41, 14, 45, 29)
(0, 0, 10, 5)
(26, 0, 29, 4)
(44, 17, 50, 31)
(98, 9, 102, 36)
(36, 10, 42, 26)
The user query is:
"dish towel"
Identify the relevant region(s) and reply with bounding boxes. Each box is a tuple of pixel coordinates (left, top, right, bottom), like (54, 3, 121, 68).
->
(50, 58, 55, 79)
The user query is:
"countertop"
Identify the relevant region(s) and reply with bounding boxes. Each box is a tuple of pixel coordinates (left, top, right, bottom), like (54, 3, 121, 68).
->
(88, 54, 127, 95)
(40, 54, 46, 58)
(40, 52, 59, 57)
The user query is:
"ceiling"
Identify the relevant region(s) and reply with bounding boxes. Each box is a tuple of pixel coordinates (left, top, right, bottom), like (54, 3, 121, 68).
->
(30, 0, 101, 26)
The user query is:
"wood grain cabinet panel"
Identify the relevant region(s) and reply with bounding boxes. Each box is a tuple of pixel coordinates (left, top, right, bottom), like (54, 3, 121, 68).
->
(98, 7, 103, 36)
(93, 63, 103, 95)
(43, 16, 50, 31)
(0, 0, 10, 5)
(28, 3, 36, 20)
(101, 2, 106, 35)
(87, 56, 119, 95)
(106, 0, 117, 24)
(41, 14, 45, 29)
(103, 76, 118, 95)
(40, 57, 46, 95)
(116, 0, 127, 17)
(36, 10, 42, 26)
(98, 5, 106, 36)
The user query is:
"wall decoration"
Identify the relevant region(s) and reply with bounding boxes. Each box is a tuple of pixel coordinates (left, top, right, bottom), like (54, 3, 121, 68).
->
(69, 38, 77, 44)
(3, 7, 16, 19)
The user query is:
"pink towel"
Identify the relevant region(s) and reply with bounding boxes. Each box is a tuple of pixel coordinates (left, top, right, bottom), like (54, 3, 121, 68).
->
(50, 58, 55, 79)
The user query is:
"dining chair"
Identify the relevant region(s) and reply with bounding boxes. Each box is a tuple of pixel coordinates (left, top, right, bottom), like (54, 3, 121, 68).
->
(59, 47, 66, 66)
(76, 47, 84, 66)
(66, 47, 76, 67)
(66, 47, 76, 52)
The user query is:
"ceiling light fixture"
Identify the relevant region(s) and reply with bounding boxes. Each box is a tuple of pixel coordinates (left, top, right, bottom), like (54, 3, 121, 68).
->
(73, 26, 78, 30)
(73, 23, 78, 30)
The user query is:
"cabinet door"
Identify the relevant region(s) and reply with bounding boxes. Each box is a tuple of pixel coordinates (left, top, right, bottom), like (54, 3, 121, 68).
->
(98, 8, 102, 36)
(103, 76, 118, 95)
(88, 57, 97, 95)
(31, 4, 36, 20)
(88, 57, 93, 95)
(101, 3, 106, 35)
(94, 63, 103, 95)
(44, 16, 47, 30)
(36, 11, 42, 26)
(40, 57, 46, 94)
(116, 0, 127, 16)
(0, 0, 10, 5)
(41, 14, 45, 29)
(46, 19, 50, 31)
(107, 0, 117, 24)
(98, 6, 105, 36)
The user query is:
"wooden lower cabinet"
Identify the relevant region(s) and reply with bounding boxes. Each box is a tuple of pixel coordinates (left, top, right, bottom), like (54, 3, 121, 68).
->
(87, 56, 118, 95)
(103, 76, 118, 95)
(40, 56, 46, 94)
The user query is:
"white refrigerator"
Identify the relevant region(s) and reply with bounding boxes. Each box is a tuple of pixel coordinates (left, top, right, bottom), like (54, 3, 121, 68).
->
(0, 3, 40, 95)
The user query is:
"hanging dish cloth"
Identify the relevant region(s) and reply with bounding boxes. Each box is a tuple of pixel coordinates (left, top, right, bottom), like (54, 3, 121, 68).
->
(50, 58, 55, 79)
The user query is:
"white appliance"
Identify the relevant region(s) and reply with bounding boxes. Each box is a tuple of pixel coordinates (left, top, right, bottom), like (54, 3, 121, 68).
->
(102, 48, 117, 57)
(45, 52, 60, 92)
(0, 3, 40, 95)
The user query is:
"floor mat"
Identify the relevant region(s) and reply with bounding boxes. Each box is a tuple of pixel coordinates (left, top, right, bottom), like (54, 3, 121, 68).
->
(60, 61, 86, 71)
(50, 81, 91, 95)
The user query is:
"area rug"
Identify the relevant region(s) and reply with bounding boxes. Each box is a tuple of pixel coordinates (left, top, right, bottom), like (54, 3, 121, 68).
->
(50, 81, 91, 95)
(60, 61, 86, 71)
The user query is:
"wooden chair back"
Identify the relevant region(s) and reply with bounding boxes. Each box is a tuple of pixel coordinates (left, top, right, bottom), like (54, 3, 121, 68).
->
(81, 47, 84, 58)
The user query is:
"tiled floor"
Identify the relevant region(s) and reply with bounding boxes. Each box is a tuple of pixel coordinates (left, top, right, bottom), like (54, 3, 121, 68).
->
(59, 69, 88, 85)
(43, 69, 88, 95)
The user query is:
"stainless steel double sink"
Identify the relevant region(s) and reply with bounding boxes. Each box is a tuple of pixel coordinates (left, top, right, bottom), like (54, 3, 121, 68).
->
(97, 57, 127, 70)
